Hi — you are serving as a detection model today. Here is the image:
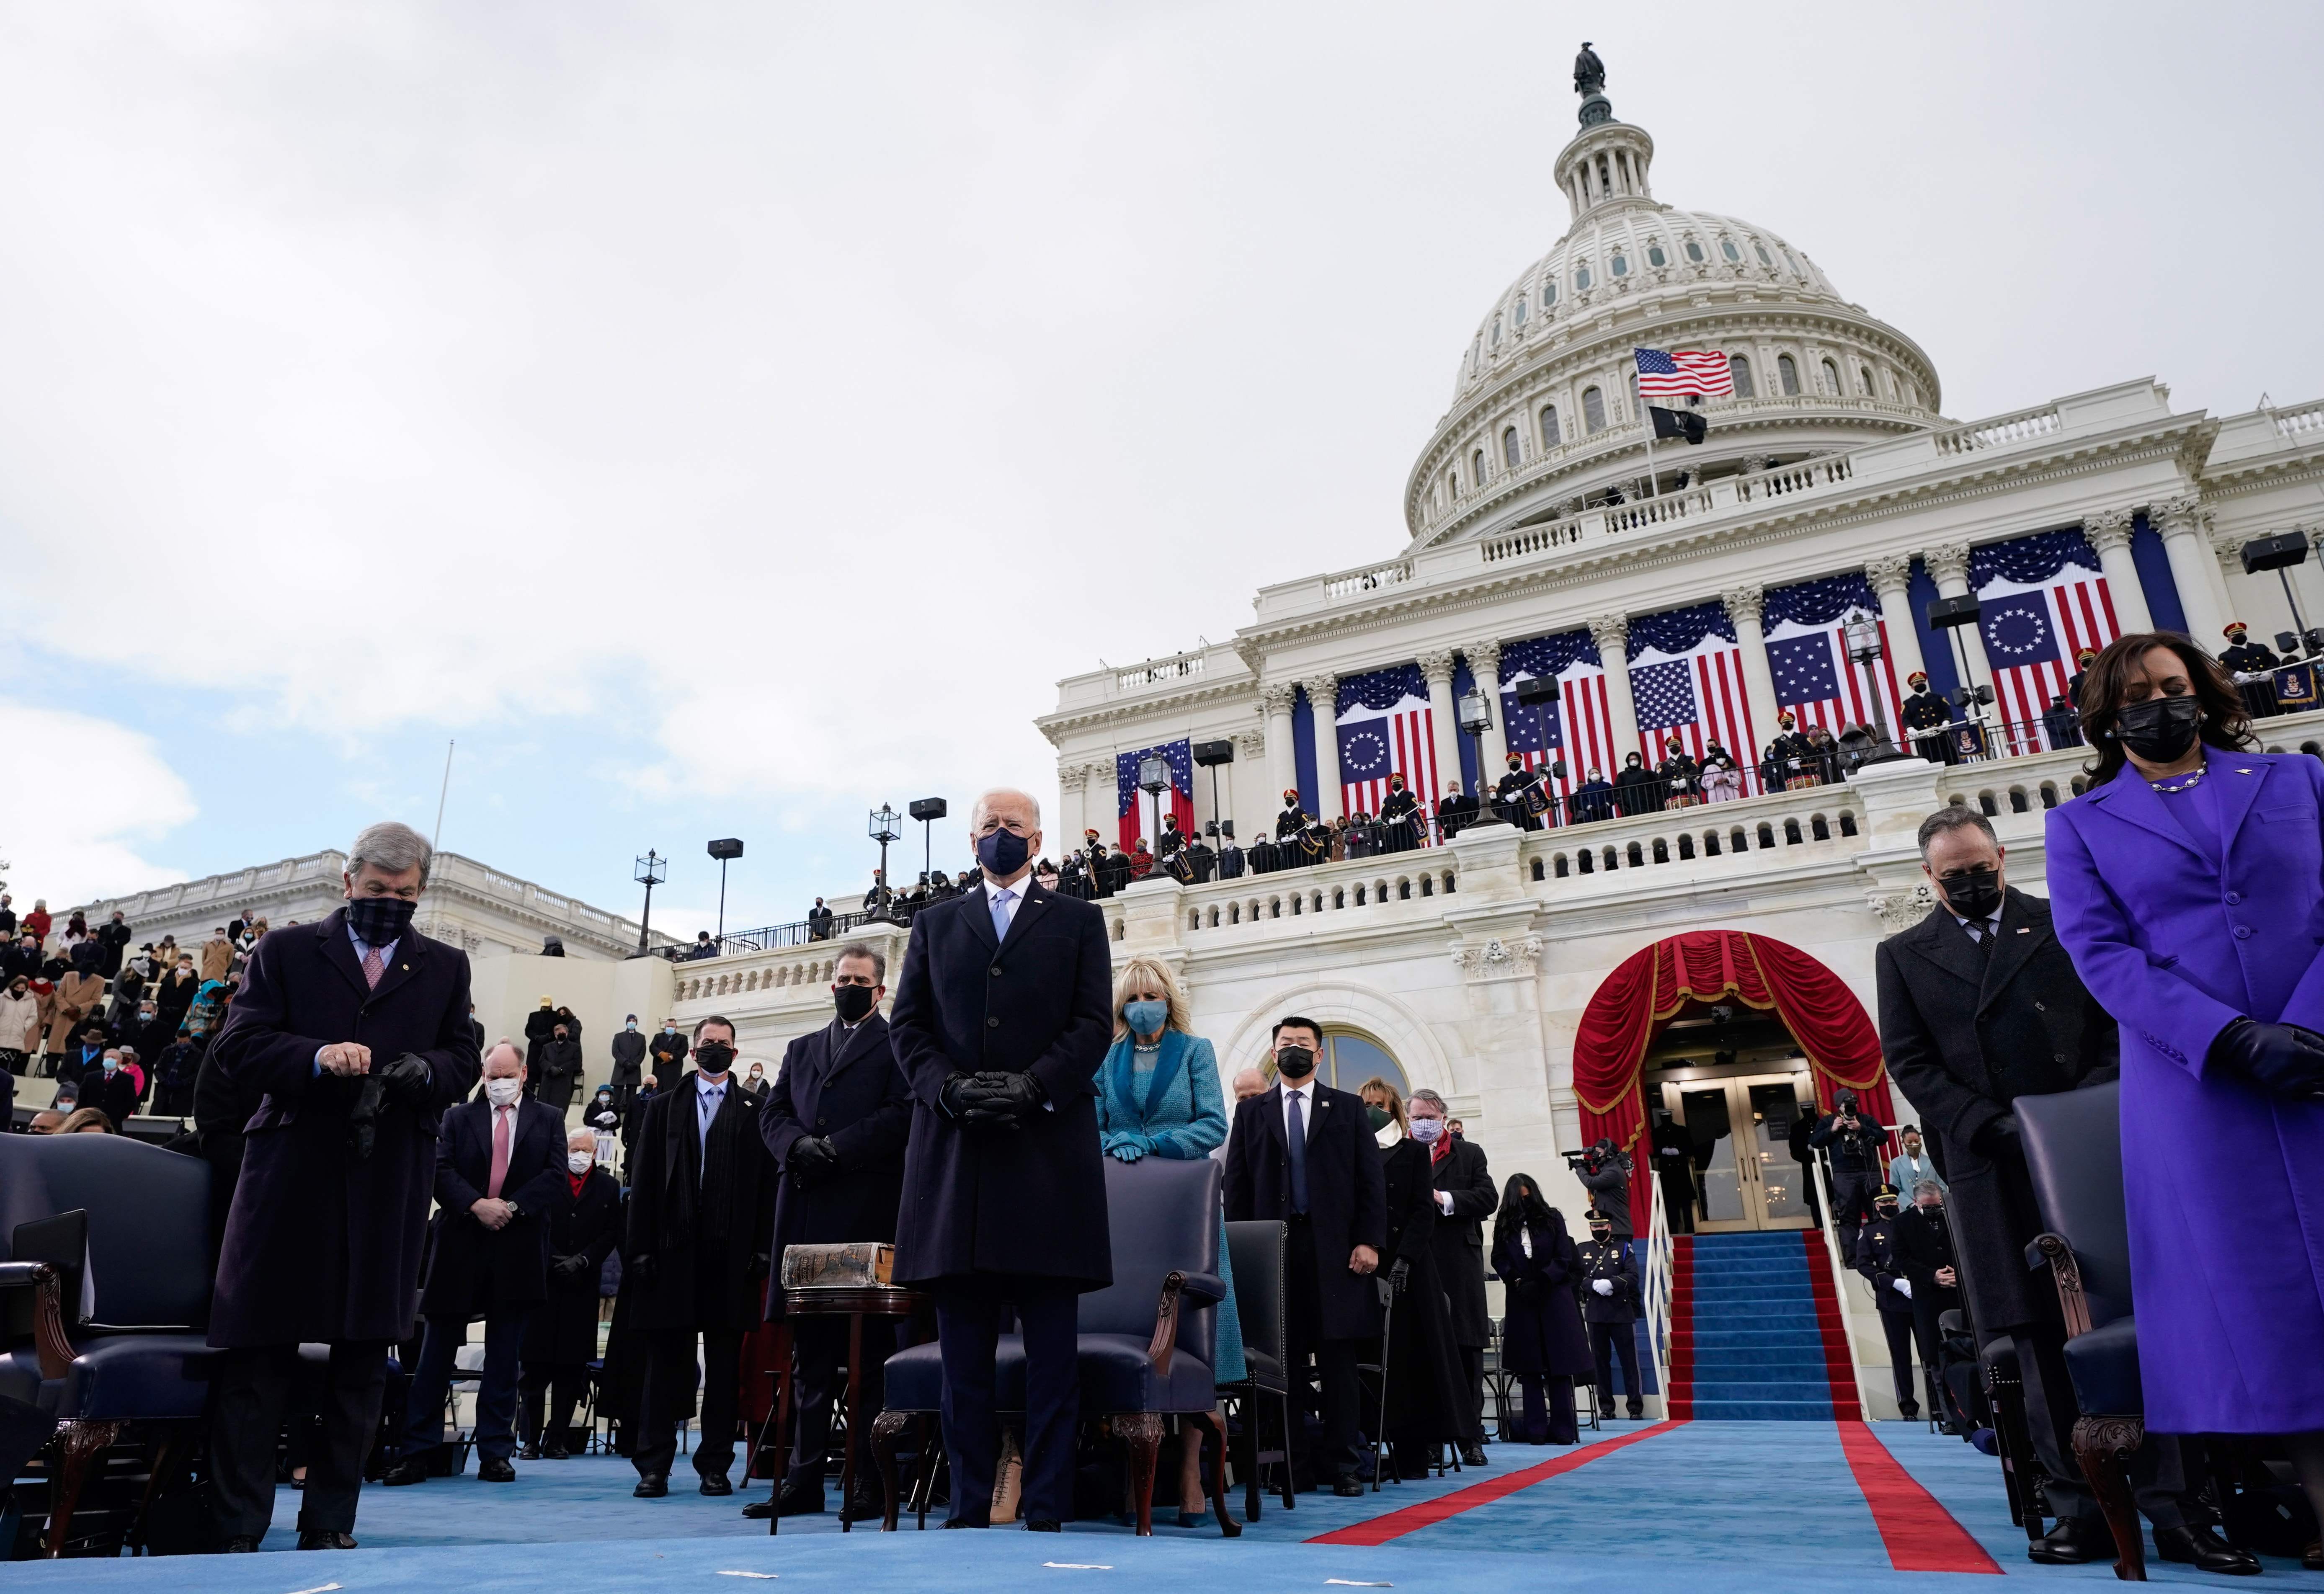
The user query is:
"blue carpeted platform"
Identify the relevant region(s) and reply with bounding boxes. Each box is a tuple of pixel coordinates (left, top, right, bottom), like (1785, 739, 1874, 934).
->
(1677, 1233, 1844, 1420)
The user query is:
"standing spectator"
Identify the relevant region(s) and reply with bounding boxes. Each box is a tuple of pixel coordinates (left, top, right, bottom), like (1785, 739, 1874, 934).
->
(152, 950, 199, 1032)
(686, 931, 718, 961)
(1852, 1185, 1929, 1421)
(623, 1016, 776, 1499)
(1434, 779, 1478, 841)
(1808, 1088, 1888, 1266)
(106, 949, 150, 1031)
(1785, 1099, 1824, 1228)
(200, 926, 234, 983)
(23, 899, 52, 944)
(748, 942, 913, 1524)
(152, 1026, 204, 1117)
(1359, 1078, 1469, 1480)
(91, 1047, 140, 1130)
(49, 965, 105, 1067)
(806, 898, 834, 941)
(1224, 1016, 1385, 1496)
(0, 974, 37, 1076)
(647, 1019, 688, 1081)
(1576, 1210, 1644, 1420)
(26, 976, 57, 1076)
(885, 787, 1115, 1531)
(1895, 1181, 1963, 1424)
(0, 893, 14, 938)
(518, 1128, 622, 1458)
(1573, 1138, 1634, 1254)
(1411, 1088, 1491, 1465)
(1649, 1106, 1697, 1234)
(609, 1014, 647, 1112)
(3, 931, 39, 983)
(738, 1060, 769, 1101)
(96, 910, 132, 978)
(534, 1020, 582, 1115)
(1886, 1126, 1945, 1196)
(1491, 1175, 1591, 1444)
(205, 821, 480, 1552)
(522, 997, 558, 1085)
(1216, 833, 1245, 880)
(582, 1084, 623, 1171)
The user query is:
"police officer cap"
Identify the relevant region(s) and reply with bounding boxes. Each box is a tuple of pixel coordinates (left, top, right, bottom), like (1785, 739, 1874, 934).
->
(1874, 1182, 1901, 1201)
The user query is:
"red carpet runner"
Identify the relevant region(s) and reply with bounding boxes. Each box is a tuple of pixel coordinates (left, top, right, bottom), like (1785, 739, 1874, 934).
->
(1836, 1420, 2002, 1573)
(1305, 1421, 1684, 1546)
(1801, 1228, 1864, 1420)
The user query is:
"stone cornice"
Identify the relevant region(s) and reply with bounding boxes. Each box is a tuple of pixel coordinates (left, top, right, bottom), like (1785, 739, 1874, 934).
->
(1036, 674, 1261, 743)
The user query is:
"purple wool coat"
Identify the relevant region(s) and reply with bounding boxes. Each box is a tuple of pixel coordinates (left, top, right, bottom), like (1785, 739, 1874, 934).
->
(2045, 747, 2324, 1433)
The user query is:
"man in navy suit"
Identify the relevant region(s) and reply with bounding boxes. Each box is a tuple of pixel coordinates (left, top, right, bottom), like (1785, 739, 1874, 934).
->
(745, 940, 914, 1521)
(386, 1041, 571, 1484)
(888, 787, 1114, 1531)
(1223, 1017, 1385, 1494)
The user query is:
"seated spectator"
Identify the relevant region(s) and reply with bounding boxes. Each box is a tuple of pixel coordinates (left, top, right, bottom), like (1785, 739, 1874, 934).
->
(686, 931, 719, 961)
(56, 1106, 115, 1135)
(26, 1108, 67, 1135)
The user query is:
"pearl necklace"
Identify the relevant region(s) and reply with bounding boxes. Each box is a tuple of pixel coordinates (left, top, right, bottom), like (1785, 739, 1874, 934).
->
(2149, 766, 2206, 794)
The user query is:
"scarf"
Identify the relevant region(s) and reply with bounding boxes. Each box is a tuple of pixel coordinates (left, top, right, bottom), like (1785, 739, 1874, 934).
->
(1101, 1029, 1189, 1129)
(567, 1169, 590, 1201)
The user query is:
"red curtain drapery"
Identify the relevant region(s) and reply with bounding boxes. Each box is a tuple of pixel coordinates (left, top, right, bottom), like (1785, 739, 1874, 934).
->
(1571, 930, 1896, 1235)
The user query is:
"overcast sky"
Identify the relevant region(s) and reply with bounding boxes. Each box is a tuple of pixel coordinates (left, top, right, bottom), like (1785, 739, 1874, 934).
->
(3, 1, 2318, 935)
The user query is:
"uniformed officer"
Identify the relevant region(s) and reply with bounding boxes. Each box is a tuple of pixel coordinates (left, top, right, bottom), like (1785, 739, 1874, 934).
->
(1656, 739, 1701, 808)
(2063, 647, 2098, 711)
(1576, 1209, 1643, 1420)
(1379, 776, 1421, 852)
(1852, 1184, 1932, 1420)
(1275, 790, 1307, 843)
(1494, 754, 1547, 832)
(1898, 671, 1952, 763)
(1157, 813, 1187, 862)
(2220, 622, 2285, 718)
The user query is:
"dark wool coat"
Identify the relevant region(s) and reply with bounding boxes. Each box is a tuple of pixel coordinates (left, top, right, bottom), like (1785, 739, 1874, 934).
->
(524, 1166, 623, 1365)
(1223, 1083, 1387, 1341)
(758, 1012, 913, 1316)
(624, 1070, 777, 1333)
(1428, 1136, 1494, 1349)
(418, 1096, 571, 1318)
(887, 881, 1114, 1291)
(207, 909, 480, 1347)
(1493, 1215, 1593, 1377)
(1377, 1135, 1469, 1442)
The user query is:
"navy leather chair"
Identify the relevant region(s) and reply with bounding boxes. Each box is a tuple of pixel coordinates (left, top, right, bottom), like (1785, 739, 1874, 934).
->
(2017, 1080, 2146, 1582)
(874, 1156, 1240, 1536)
(0, 1131, 215, 1557)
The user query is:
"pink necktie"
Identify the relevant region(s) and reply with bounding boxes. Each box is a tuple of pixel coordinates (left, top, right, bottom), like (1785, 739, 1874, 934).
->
(487, 1106, 511, 1198)
(361, 947, 385, 990)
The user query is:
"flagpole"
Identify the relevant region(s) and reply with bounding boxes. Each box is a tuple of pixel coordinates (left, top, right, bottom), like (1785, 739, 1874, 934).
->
(1644, 422, 1658, 498)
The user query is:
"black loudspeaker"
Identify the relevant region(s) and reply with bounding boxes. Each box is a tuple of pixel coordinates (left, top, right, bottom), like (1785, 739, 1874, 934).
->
(1218, 820, 1234, 839)
(1513, 677, 1558, 704)
(706, 838, 744, 861)
(2241, 532, 2311, 575)
(1926, 594, 1981, 629)
(1192, 739, 1235, 766)
(908, 798, 948, 821)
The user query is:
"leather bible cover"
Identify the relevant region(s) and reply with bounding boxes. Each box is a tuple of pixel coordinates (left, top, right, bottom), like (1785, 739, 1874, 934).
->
(779, 1241, 894, 1289)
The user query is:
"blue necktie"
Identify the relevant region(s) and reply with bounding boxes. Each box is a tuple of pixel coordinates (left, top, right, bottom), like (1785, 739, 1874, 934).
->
(990, 887, 1016, 943)
(1286, 1089, 1308, 1215)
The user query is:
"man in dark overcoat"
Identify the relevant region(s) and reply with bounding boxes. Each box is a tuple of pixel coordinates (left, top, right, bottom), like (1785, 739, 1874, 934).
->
(519, 1125, 624, 1456)
(535, 1021, 583, 1114)
(746, 940, 913, 1521)
(205, 821, 481, 1552)
(387, 1041, 569, 1483)
(1411, 1088, 1492, 1462)
(624, 1014, 777, 1497)
(1223, 1016, 1385, 1494)
(887, 787, 1114, 1531)
(609, 1013, 647, 1112)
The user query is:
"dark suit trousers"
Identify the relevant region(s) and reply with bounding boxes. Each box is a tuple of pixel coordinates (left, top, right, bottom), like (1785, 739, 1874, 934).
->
(635, 1326, 744, 1481)
(405, 1311, 532, 1462)
(518, 1362, 593, 1448)
(1589, 1321, 1642, 1411)
(932, 1277, 1078, 1524)
(2007, 1324, 2187, 1529)
(788, 1314, 894, 1484)
(209, 1341, 388, 1540)
(1284, 1216, 1363, 1482)
(1877, 1308, 1930, 1415)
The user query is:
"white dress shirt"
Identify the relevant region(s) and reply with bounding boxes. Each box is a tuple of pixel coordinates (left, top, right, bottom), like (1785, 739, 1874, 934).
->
(1279, 1077, 1317, 1143)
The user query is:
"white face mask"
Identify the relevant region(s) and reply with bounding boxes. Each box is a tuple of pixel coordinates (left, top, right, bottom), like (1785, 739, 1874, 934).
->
(567, 1152, 594, 1174)
(484, 1077, 524, 1107)
(1408, 1116, 1445, 1144)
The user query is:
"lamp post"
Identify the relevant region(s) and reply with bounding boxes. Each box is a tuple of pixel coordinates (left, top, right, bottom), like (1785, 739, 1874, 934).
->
(705, 838, 743, 941)
(868, 804, 901, 918)
(1842, 609, 1912, 765)
(1137, 754, 1170, 859)
(633, 849, 666, 955)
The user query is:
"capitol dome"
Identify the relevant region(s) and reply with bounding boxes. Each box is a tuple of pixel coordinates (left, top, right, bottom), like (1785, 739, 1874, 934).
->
(1406, 65, 1943, 549)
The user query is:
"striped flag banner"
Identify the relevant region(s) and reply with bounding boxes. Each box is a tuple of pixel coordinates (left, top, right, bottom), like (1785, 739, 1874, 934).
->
(1970, 532, 2121, 754)
(1499, 629, 1616, 807)
(1114, 739, 1194, 853)
(1626, 601, 1757, 767)
(1763, 572, 1904, 741)
(1337, 665, 1441, 837)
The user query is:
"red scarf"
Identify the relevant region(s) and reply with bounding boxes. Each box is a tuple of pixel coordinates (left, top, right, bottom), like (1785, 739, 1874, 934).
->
(567, 1170, 589, 1200)
(1429, 1130, 1452, 1166)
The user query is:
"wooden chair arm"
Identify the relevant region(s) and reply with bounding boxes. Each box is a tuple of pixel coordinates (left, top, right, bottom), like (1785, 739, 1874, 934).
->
(1148, 1271, 1187, 1377)
(2026, 1233, 2092, 1338)
(0, 1260, 75, 1380)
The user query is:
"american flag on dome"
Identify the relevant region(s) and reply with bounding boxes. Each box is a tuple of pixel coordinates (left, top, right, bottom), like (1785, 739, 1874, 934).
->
(1762, 572, 1904, 740)
(1498, 629, 1617, 800)
(1970, 531, 2122, 753)
(1626, 601, 1757, 765)
(1634, 346, 1734, 399)
(1337, 665, 1441, 837)
(1114, 739, 1194, 853)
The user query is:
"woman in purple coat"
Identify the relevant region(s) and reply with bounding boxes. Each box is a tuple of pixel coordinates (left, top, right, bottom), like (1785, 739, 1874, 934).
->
(2045, 632, 2324, 1557)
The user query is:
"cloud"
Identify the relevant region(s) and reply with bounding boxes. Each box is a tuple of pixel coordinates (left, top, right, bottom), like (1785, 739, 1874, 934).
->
(0, 704, 198, 906)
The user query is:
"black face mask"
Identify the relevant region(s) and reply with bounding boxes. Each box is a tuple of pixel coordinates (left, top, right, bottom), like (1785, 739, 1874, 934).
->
(1875, 1202, 1899, 1219)
(834, 983, 877, 1024)
(694, 1042, 735, 1076)
(1939, 864, 2003, 921)
(976, 827, 1031, 877)
(2112, 694, 2202, 763)
(345, 895, 417, 944)
(1276, 1045, 1316, 1080)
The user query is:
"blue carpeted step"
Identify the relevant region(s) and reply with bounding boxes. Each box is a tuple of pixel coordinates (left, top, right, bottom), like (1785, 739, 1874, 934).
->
(1689, 1347, 1837, 1372)
(1682, 1329, 1829, 1347)
(1685, 1398, 1837, 1420)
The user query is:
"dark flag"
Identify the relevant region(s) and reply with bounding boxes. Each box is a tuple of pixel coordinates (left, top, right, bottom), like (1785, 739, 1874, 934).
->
(2276, 662, 2321, 711)
(1648, 405, 1706, 444)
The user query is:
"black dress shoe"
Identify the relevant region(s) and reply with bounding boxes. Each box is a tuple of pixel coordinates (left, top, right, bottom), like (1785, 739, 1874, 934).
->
(1332, 1476, 1364, 1497)
(698, 1473, 733, 1497)
(297, 1530, 359, 1550)
(542, 1442, 570, 1460)
(634, 1474, 669, 1498)
(942, 1516, 988, 1528)
(756, 1479, 825, 1517)
(1898, 1405, 1920, 1421)
(1024, 1518, 1061, 1532)
(517, 1443, 543, 1460)
(1459, 1443, 1488, 1468)
(2028, 1516, 2113, 1564)
(2154, 1524, 2260, 1575)
(1626, 1405, 1645, 1420)
(381, 1459, 430, 1487)
(839, 1485, 886, 1524)
(478, 1456, 516, 1483)
(220, 1535, 261, 1552)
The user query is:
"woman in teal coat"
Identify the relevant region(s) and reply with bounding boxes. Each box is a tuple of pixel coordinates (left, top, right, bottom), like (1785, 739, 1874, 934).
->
(1094, 954, 1244, 1527)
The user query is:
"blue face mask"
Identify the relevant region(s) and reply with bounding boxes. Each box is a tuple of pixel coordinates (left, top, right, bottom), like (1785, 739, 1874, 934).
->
(1123, 999, 1168, 1035)
(977, 826, 1031, 877)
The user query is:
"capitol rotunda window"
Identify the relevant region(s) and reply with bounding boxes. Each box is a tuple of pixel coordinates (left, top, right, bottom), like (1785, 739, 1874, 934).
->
(1754, 241, 1773, 266)
(1491, 316, 1502, 346)
(1472, 447, 1486, 482)
(1729, 354, 1754, 398)
(1513, 297, 1528, 328)
(1574, 263, 1592, 291)
(1540, 404, 1561, 447)
(1582, 385, 1606, 433)
(1860, 364, 1876, 396)
(1542, 280, 1557, 309)
(1720, 238, 1741, 263)
(1778, 353, 1800, 395)
(1684, 238, 1704, 262)
(1611, 251, 1629, 278)
(1503, 426, 1521, 468)
(1647, 240, 1666, 266)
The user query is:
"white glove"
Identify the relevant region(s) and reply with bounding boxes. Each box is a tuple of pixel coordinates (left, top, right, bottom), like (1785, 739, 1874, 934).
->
(1592, 1279, 1615, 1297)
(1893, 1277, 1913, 1299)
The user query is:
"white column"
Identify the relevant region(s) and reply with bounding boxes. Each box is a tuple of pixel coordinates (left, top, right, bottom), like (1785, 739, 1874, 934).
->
(1230, 730, 1268, 841)
(1468, 640, 1509, 772)
(1057, 764, 1087, 850)
(1719, 583, 1783, 751)
(1418, 650, 1462, 800)
(2084, 510, 2153, 632)
(1865, 554, 1929, 685)
(1924, 543, 1996, 695)
(1305, 675, 1344, 822)
(1261, 683, 1298, 809)
(2155, 495, 2229, 644)
(1588, 614, 1643, 761)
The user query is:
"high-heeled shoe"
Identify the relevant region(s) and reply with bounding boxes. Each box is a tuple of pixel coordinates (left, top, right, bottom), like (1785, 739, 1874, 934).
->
(1176, 1509, 1214, 1528)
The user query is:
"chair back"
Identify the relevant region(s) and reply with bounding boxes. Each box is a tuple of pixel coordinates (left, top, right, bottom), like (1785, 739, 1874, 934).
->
(2016, 1081, 2130, 1328)
(1225, 1220, 1285, 1379)
(0, 1131, 212, 1329)
(1078, 1157, 1220, 1365)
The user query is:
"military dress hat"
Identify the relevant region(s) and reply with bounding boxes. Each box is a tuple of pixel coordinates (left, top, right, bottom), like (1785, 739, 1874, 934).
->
(2224, 621, 2248, 638)
(1906, 670, 1929, 686)
(2076, 648, 2097, 664)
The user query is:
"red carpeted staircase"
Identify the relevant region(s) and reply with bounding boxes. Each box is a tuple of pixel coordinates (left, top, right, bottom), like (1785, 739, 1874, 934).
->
(1666, 1230, 1861, 1420)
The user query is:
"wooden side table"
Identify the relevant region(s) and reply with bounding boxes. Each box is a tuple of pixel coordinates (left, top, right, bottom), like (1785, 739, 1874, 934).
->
(758, 1285, 929, 1535)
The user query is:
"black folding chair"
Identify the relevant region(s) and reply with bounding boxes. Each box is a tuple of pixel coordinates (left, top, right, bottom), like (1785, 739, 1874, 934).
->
(1218, 1220, 1295, 1518)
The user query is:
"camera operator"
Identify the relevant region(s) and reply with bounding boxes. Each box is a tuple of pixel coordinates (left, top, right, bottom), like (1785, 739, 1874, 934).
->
(205, 822, 482, 1551)
(1808, 1087, 1887, 1264)
(1571, 1138, 1634, 1254)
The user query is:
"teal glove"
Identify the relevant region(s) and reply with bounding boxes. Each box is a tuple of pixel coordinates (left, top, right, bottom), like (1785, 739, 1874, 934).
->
(1104, 1132, 1153, 1162)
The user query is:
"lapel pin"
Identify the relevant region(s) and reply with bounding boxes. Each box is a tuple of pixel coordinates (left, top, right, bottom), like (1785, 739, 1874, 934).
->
(2238, 769, 2253, 774)
(2017, 927, 2030, 934)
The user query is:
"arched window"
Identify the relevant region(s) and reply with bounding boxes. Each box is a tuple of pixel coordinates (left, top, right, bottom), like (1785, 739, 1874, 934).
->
(1729, 354, 1755, 397)
(1582, 386, 1607, 433)
(1540, 405, 1561, 447)
(1647, 240, 1667, 267)
(1502, 426, 1521, 468)
(1315, 1030, 1407, 1096)
(1753, 241, 1773, 266)
(1859, 364, 1876, 396)
(1447, 467, 1459, 496)
(1684, 238, 1704, 263)
(1575, 264, 1593, 291)
(1472, 447, 1486, 483)
(1720, 238, 1741, 262)
(1610, 251, 1629, 278)
(1778, 354, 1800, 395)
(1821, 359, 1841, 395)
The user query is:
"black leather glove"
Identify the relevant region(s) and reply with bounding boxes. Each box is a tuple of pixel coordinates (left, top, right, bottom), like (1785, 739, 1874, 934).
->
(940, 1073, 977, 1119)
(789, 1135, 840, 1186)
(1968, 1113, 2020, 1158)
(552, 1253, 589, 1278)
(1509, 1274, 1542, 1300)
(2209, 1017, 2324, 1099)
(629, 1253, 657, 1288)
(960, 1069, 1046, 1123)
(377, 1052, 434, 1110)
